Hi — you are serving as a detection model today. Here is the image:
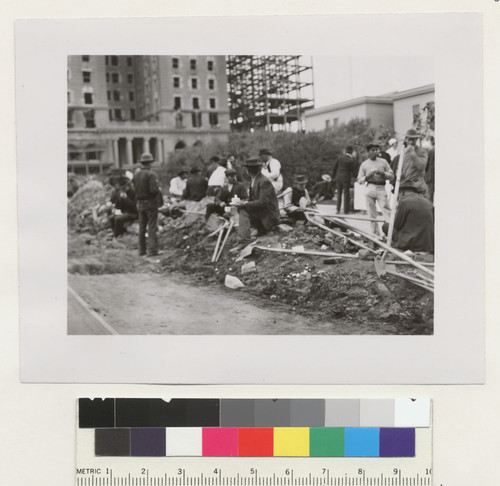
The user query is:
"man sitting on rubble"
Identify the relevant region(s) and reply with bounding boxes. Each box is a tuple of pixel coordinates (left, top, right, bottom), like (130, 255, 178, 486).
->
(109, 176, 138, 238)
(382, 186, 434, 254)
(205, 168, 248, 220)
(283, 174, 313, 222)
(231, 157, 280, 250)
(207, 157, 228, 196)
(310, 174, 334, 203)
(169, 169, 188, 198)
(182, 167, 208, 202)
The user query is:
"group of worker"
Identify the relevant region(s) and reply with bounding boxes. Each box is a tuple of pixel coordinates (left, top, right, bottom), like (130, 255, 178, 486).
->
(107, 128, 435, 257)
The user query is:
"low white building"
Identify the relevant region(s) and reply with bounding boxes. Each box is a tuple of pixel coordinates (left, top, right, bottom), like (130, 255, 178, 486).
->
(392, 84, 435, 137)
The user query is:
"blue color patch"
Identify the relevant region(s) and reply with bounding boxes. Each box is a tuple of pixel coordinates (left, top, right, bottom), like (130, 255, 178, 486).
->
(344, 427, 380, 457)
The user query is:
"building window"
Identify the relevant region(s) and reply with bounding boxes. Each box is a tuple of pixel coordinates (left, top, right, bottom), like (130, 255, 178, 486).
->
(192, 112, 202, 128)
(106, 73, 110, 83)
(82, 71, 91, 83)
(67, 91, 72, 103)
(175, 112, 184, 128)
(333, 118, 339, 128)
(129, 91, 135, 101)
(107, 90, 111, 100)
(109, 109, 113, 121)
(209, 98, 216, 109)
(84, 109, 95, 128)
(114, 109, 122, 120)
(82, 55, 90, 62)
(130, 109, 136, 120)
(127, 73, 133, 84)
(105, 56, 109, 66)
(325, 120, 331, 129)
(127, 57, 133, 66)
(190, 59, 197, 70)
(67, 109, 74, 128)
(113, 90, 120, 101)
(192, 97, 200, 109)
(173, 76, 180, 88)
(174, 96, 182, 110)
(209, 113, 219, 127)
(172, 57, 179, 69)
(207, 60, 214, 71)
(112, 73, 119, 83)
(191, 78, 198, 89)
(208, 79, 215, 90)
(413, 104, 421, 123)
(111, 56, 118, 66)
(84, 93, 93, 105)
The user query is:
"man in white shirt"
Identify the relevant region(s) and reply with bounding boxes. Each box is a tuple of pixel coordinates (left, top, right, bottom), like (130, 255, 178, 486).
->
(259, 148, 283, 193)
(386, 137, 399, 162)
(357, 142, 394, 236)
(207, 157, 228, 196)
(169, 169, 188, 198)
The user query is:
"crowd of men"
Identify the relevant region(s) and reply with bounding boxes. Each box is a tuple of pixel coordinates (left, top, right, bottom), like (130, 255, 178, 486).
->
(106, 129, 435, 257)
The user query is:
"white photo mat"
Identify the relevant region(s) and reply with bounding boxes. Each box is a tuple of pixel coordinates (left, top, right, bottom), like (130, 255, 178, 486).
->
(17, 14, 484, 383)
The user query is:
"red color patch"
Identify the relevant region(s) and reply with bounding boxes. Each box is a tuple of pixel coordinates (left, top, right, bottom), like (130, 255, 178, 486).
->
(238, 427, 274, 456)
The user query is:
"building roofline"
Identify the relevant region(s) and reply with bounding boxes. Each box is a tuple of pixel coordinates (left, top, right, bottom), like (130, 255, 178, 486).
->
(305, 96, 394, 117)
(391, 83, 435, 100)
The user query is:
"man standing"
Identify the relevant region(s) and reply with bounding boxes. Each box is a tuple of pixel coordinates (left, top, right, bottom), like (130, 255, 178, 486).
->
(333, 145, 355, 214)
(259, 148, 283, 193)
(232, 157, 280, 248)
(133, 153, 161, 256)
(357, 142, 394, 236)
(399, 129, 429, 196)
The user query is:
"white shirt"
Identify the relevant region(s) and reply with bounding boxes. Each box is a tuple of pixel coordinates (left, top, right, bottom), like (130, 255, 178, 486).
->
(208, 165, 227, 187)
(386, 146, 399, 162)
(261, 157, 283, 192)
(169, 176, 187, 196)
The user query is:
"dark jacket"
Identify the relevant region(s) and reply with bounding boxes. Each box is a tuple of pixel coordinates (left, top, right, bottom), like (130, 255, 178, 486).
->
(111, 186, 137, 214)
(333, 154, 355, 183)
(216, 181, 248, 205)
(243, 172, 279, 230)
(183, 174, 208, 201)
(133, 168, 160, 202)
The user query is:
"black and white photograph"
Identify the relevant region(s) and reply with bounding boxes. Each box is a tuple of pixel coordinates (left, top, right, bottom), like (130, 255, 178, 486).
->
(17, 14, 483, 384)
(67, 54, 435, 336)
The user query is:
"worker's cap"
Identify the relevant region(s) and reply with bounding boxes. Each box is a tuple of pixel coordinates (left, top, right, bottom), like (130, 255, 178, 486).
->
(321, 174, 332, 182)
(294, 174, 308, 184)
(245, 157, 263, 167)
(190, 166, 201, 174)
(388, 138, 397, 146)
(225, 168, 238, 176)
(177, 169, 189, 176)
(139, 153, 154, 164)
(258, 148, 272, 156)
(366, 142, 380, 151)
(405, 129, 420, 139)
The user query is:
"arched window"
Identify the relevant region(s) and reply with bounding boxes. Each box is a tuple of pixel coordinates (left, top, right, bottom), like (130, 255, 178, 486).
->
(174, 140, 186, 151)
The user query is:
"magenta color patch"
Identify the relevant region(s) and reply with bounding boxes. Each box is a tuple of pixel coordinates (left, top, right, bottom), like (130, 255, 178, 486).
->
(202, 428, 238, 456)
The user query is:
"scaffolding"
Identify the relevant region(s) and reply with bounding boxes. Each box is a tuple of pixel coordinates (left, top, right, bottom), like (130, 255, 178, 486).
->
(226, 55, 314, 132)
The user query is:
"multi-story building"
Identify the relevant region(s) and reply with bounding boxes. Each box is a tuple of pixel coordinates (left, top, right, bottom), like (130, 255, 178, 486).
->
(67, 55, 230, 174)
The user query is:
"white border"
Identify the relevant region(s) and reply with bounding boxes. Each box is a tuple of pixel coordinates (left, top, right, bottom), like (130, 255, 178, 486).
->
(17, 14, 484, 383)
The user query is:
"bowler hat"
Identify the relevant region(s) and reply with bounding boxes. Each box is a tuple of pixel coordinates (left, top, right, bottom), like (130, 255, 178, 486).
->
(225, 168, 237, 176)
(258, 148, 271, 156)
(245, 157, 263, 167)
(366, 142, 380, 151)
(139, 153, 154, 164)
(405, 129, 420, 139)
(294, 175, 308, 184)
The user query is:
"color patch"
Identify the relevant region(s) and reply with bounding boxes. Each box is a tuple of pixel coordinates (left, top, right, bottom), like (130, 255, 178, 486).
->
(274, 427, 309, 457)
(394, 399, 430, 427)
(344, 428, 380, 457)
(165, 427, 202, 456)
(130, 428, 166, 456)
(185, 399, 220, 426)
(254, 399, 291, 427)
(360, 400, 395, 427)
(95, 428, 130, 456)
(238, 427, 274, 456)
(325, 399, 360, 427)
(220, 399, 255, 427)
(309, 427, 344, 457)
(379, 428, 415, 457)
(290, 399, 325, 427)
(202, 428, 238, 456)
(79, 398, 115, 428)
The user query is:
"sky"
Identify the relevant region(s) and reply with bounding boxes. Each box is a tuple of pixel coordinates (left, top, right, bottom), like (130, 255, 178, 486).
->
(309, 56, 434, 108)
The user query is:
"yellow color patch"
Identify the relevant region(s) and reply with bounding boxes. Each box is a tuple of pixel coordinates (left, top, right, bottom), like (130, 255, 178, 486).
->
(274, 427, 310, 457)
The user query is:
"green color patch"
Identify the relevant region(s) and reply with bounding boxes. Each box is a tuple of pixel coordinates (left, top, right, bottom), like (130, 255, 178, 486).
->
(309, 427, 344, 457)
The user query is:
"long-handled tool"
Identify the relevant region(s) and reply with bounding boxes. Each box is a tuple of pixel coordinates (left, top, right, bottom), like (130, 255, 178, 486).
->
(211, 223, 227, 262)
(215, 220, 234, 262)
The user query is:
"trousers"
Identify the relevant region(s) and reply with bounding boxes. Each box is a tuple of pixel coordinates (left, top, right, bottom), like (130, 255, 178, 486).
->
(137, 200, 158, 255)
(365, 184, 392, 236)
(336, 180, 351, 213)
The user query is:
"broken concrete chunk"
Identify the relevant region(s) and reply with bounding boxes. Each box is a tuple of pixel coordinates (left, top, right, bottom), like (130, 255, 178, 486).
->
(277, 224, 293, 233)
(241, 261, 256, 275)
(224, 275, 245, 289)
(291, 245, 305, 252)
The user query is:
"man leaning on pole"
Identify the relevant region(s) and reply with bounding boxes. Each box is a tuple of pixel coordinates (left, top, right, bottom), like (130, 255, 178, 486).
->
(133, 153, 162, 257)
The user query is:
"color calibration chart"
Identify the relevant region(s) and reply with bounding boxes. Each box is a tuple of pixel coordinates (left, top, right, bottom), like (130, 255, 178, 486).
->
(77, 398, 432, 485)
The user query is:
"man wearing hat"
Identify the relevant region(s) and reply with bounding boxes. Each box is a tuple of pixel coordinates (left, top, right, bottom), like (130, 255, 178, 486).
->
(398, 129, 429, 196)
(205, 168, 248, 220)
(357, 142, 394, 236)
(182, 167, 208, 201)
(169, 169, 188, 198)
(386, 137, 399, 162)
(333, 145, 356, 214)
(133, 153, 162, 256)
(310, 174, 334, 203)
(109, 176, 138, 238)
(231, 157, 280, 248)
(259, 148, 283, 193)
